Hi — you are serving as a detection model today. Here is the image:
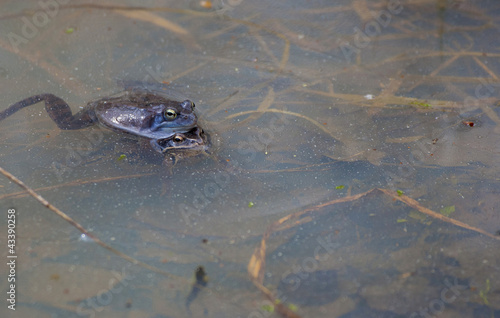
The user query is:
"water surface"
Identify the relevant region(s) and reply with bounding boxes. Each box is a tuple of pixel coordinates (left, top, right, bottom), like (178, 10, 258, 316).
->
(0, 0, 499, 317)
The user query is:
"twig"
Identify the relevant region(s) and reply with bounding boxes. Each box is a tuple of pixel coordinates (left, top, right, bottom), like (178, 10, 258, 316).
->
(248, 188, 499, 318)
(0, 165, 175, 278)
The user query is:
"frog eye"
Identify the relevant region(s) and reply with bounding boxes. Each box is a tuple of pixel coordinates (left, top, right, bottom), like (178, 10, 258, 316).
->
(164, 108, 178, 120)
(173, 135, 184, 143)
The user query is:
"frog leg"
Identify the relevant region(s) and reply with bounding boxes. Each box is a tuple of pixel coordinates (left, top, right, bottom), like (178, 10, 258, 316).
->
(149, 139, 164, 153)
(162, 154, 178, 173)
(0, 94, 96, 130)
(160, 155, 177, 196)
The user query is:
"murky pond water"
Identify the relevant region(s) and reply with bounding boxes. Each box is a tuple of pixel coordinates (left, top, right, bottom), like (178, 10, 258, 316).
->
(1, 0, 499, 317)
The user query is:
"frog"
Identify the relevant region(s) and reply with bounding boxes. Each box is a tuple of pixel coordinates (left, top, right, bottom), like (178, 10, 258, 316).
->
(111, 126, 210, 168)
(156, 126, 209, 153)
(155, 126, 211, 194)
(0, 89, 198, 142)
(156, 126, 210, 169)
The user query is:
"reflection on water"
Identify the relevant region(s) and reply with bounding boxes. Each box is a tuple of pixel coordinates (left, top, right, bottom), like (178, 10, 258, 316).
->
(0, 0, 499, 317)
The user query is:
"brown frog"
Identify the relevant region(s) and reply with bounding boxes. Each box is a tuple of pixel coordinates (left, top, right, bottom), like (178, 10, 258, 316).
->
(156, 126, 210, 168)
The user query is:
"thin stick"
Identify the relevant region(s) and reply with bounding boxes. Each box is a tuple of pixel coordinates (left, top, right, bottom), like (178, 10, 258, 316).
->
(0, 173, 157, 200)
(379, 188, 500, 241)
(0, 166, 175, 278)
(248, 188, 499, 318)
